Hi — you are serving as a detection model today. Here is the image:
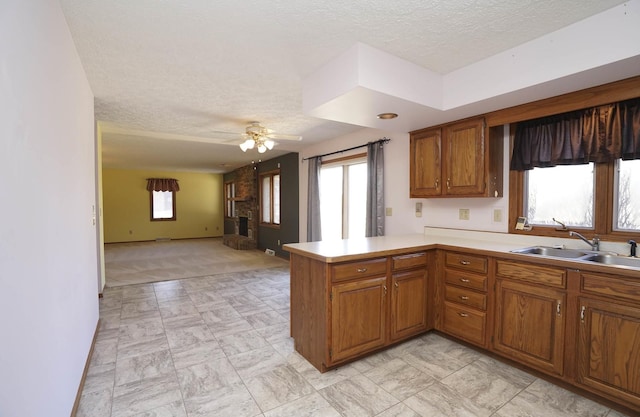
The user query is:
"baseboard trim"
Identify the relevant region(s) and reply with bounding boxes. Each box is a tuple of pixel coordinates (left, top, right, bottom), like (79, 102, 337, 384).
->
(70, 318, 100, 417)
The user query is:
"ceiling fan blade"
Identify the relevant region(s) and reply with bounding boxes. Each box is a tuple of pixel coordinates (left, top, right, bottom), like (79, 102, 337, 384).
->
(208, 130, 245, 139)
(265, 133, 302, 141)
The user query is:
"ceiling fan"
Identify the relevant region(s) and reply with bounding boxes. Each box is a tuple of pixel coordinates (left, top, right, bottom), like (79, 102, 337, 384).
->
(213, 121, 302, 153)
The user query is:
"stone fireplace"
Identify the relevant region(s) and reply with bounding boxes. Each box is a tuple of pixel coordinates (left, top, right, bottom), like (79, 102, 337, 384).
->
(222, 164, 258, 250)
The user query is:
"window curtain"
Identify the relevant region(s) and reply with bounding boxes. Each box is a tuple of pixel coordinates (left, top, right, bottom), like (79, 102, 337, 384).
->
(306, 156, 322, 242)
(146, 178, 180, 192)
(365, 141, 385, 237)
(511, 97, 640, 170)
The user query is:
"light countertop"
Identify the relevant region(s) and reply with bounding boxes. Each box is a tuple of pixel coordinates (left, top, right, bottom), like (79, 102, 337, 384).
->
(283, 229, 640, 276)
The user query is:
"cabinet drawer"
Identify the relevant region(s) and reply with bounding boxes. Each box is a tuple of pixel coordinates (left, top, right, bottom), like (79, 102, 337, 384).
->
(496, 260, 566, 288)
(392, 252, 427, 271)
(331, 258, 387, 282)
(445, 269, 487, 291)
(443, 301, 486, 346)
(445, 285, 486, 310)
(581, 272, 640, 304)
(445, 252, 487, 274)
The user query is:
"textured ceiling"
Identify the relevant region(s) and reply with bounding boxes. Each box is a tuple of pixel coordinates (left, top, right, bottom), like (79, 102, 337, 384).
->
(59, 0, 631, 173)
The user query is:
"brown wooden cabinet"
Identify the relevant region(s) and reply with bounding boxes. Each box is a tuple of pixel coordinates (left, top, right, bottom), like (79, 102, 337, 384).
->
(390, 268, 428, 341)
(439, 251, 488, 347)
(576, 271, 640, 410)
(331, 276, 387, 362)
(409, 128, 441, 196)
(493, 260, 566, 377)
(409, 117, 503, 198)
(290, 250, 431, 372)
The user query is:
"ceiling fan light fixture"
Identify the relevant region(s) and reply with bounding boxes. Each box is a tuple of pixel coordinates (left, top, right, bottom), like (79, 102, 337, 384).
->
(257, 143, 267, 153)
(239, 139, 255, 152)
(264, 139, 275, 150)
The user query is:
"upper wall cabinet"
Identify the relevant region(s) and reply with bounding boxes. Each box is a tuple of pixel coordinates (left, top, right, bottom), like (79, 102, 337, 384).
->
(410, 117, 503, 198)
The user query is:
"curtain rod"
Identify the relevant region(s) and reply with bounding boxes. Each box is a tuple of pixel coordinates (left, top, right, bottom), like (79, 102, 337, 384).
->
(302, 137, 391, 161)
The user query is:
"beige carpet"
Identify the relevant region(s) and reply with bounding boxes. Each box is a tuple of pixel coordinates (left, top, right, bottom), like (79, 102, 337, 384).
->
(104, 238, 289, 287)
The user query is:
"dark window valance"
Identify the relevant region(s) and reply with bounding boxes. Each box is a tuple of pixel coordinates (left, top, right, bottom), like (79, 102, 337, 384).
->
(510, 97, 640, 171)
(146, 178, 180, 192)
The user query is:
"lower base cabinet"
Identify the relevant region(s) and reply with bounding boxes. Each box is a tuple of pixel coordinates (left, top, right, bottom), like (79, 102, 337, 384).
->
(290, 251, 431, 372)
(330, 276, 387, 362)
(577, 297, 640, 410)
(390, 269, 428, 341)
(493, 279, 566, 377)
(290, 248, 640, 414)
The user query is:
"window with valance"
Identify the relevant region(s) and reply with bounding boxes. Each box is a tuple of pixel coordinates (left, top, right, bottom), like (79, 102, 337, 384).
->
(510, 97, 640, 237)
(147, 178, 179, 221)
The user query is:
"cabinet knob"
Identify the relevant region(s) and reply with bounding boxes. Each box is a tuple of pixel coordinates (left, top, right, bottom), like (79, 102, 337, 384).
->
(356, 268, 367, 273)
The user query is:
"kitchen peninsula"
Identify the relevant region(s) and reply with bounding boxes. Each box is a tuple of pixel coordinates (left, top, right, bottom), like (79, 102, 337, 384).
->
(284, 230, 640, 414)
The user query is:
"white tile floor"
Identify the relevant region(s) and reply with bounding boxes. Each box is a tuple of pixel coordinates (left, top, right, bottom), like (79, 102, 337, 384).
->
(78, 266, 632, 417)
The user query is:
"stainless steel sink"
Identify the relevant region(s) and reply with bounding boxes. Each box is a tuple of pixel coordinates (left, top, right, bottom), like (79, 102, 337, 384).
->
(512, 246, 640, 269)
(580, 253, 640, 268)
(510, 246, 590, 259)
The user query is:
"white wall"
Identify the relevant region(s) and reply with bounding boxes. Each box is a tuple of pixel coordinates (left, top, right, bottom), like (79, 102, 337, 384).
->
(298, 126, 510, 242)
(0, 1, 99, 416)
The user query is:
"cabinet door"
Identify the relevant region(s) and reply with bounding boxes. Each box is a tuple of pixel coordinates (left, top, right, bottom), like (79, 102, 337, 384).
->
(410, 128, 441, 197)
(494, 279, 566, 376)
(577, 298, 640, 409)
(390, 269, 428, 341)
(443, 118, 485, 196)
(330, 276, 387, 363)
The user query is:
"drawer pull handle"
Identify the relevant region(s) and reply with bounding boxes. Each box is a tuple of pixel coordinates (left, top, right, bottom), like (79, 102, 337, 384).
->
(458, 312, 468, 317)
(356, 268, 367, 273)
(394, 282, 399, 289)
(580, 305, 586, 322)
(383, 285, 387, 295)
(459, 278, 470, 283)
(460, 260, 471, 265)
(556, 301, 562, 316)
(459, 296, 469, 300)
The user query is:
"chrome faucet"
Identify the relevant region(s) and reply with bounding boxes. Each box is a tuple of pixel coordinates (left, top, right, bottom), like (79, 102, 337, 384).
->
(569, 231, 600, 251)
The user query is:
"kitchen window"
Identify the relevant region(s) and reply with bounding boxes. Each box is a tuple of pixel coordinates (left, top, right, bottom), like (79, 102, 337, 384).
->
(614, 159, 640, 231)
(524, 163, 595, 228)
(320, 155, 367, 240)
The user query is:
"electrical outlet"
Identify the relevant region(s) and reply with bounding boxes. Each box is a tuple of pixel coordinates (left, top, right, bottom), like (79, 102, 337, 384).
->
(385, 207, 392, 216)
(459, 209, 470, 220)
(493, 209, 503, 223)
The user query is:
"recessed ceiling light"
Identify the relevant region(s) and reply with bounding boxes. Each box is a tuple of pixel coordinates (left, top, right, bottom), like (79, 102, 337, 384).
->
(377, 113, 398, 120)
